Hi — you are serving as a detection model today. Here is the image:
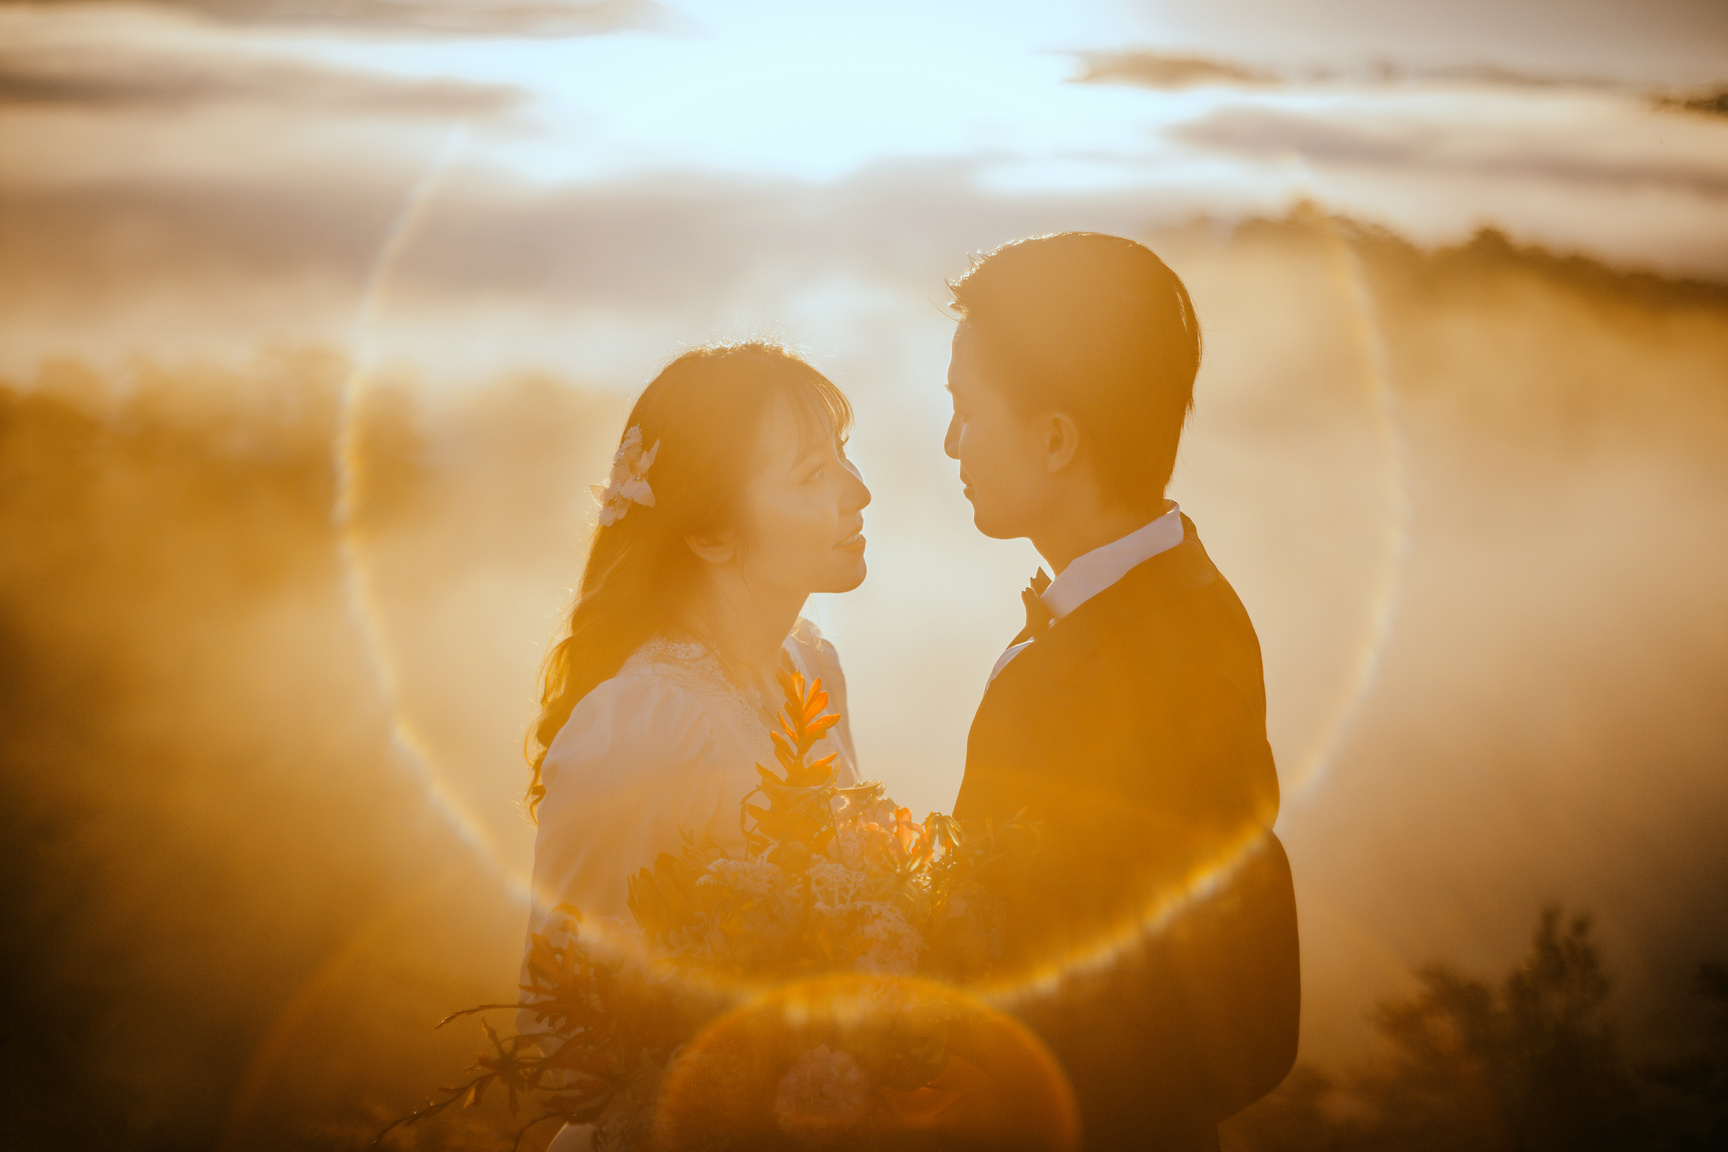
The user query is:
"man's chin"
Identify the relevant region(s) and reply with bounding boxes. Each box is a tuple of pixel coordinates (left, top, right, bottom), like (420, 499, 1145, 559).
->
(970, 507, 1024, 542)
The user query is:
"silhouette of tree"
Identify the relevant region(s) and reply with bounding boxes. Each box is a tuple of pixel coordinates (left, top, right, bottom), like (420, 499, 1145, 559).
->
(1228, 906, 1704, 1152)
(1640, 961, 1728, 1150)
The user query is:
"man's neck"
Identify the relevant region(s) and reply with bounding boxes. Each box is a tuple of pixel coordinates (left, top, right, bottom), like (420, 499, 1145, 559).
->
(1032, 499, 1168, 576)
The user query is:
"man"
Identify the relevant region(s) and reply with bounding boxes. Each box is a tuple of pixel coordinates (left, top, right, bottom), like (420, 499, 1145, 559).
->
(946, 232, 1300, 1150)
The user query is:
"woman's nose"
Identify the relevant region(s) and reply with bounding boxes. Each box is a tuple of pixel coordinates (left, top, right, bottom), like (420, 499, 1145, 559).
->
(943, 413, 960, 460)
(843, 457, 871, 510)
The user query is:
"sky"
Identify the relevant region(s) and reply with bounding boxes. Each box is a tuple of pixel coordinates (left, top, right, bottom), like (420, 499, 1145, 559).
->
(3, 0, 1727, 1117)
(5, 0, 1727, 383)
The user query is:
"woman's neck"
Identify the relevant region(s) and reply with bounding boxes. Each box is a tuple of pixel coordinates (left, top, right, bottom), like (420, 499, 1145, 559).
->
(680, 572, 807, 704)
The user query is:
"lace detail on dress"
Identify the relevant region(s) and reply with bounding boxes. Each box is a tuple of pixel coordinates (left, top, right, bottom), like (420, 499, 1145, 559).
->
(623, 637, 763, 735)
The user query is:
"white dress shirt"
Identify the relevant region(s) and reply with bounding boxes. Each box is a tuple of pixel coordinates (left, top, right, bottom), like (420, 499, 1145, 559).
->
(986, 501, 1184, 686)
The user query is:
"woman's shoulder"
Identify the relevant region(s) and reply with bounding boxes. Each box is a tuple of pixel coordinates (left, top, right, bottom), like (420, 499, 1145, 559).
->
(786, 615, 839, 663)
(786, 616, 846, 690)
(541, 645, 733, 791)
(784, 618, 859, 780)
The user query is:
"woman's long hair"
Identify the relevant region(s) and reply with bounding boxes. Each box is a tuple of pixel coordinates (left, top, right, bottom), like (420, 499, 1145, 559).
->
(526, 340, 853, 818)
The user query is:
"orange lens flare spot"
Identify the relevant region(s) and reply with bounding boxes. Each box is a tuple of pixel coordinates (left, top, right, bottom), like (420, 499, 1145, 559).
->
(656, 975, 1079, 1152)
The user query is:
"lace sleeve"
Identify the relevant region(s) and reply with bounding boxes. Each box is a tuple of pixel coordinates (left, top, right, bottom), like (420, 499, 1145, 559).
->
(529, 670, 732, 929)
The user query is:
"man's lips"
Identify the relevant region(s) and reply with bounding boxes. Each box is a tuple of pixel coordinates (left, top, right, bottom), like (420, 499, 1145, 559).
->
(836, 529, 866, 552)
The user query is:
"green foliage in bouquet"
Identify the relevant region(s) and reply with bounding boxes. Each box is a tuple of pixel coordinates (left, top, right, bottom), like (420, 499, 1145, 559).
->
(382, 669, 1038, 1150)
(374, 904, 714, 1149)
(625, 669, 1034, 983)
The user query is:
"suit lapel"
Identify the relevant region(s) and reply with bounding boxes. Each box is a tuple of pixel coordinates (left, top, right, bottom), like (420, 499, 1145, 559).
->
(1002, 516, 1217, 691)
(969, 518, 1223, 755)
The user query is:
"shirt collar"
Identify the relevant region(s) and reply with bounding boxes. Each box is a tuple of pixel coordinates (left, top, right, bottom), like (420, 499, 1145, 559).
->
(1041, 501, 1183, 620)
(984, 502, 1185, 690)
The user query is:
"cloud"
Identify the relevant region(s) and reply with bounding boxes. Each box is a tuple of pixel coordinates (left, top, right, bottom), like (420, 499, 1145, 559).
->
(1068, 48, 1656, 94)
(1179, 105, 1728, 198)
(1412, 62, 1616, 89)
(1121, 0, 1728, 88)
(1068, 51, 1278, 91)
(1, 0, 675, 39)
(1657, 86, 1728, 118)
(0, 37, 524, 115)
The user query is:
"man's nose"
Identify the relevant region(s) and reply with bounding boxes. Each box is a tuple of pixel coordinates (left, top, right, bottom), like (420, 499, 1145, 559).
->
(944, 413, 960, 460)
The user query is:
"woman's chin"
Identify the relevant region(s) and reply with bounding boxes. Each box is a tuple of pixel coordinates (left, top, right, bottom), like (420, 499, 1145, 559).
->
(819, 558, 868, 594)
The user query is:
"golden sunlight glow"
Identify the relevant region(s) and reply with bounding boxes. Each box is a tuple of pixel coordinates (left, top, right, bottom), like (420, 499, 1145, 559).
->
(6, 0, 1727, 1142)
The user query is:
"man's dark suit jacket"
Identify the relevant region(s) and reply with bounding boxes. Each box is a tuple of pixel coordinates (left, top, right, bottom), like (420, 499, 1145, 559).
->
(953, 515, 1300, 1152)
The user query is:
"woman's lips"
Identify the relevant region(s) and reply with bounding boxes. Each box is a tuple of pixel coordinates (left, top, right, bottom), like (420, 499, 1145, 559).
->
(835, 530, 866, 552)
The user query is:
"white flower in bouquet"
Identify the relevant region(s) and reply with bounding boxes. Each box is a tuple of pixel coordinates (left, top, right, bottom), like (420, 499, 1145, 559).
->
(773, 1044, 871, 1145)
(832, 819, 896, 872)
(850, 904, 924, 976)
(698, 856, 788, 898)
(806, 857, 874, 908)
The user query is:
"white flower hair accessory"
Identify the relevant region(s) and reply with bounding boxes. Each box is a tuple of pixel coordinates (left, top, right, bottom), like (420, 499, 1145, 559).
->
(590, 425, 660, 527)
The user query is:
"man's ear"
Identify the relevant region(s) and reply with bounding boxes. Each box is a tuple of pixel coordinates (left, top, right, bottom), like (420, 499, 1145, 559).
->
(1042, 412, 1082, 474)
(684, 532, 736, 565)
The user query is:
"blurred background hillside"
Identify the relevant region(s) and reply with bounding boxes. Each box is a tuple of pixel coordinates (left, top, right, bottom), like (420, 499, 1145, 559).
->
(3, 1, 1727, 1148)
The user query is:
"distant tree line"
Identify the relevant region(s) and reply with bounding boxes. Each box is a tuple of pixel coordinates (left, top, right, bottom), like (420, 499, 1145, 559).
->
(1230, 908, 1728, 1152)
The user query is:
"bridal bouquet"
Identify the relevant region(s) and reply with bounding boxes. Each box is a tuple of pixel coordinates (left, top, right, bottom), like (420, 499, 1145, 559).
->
(385, 671, 1038, 1151)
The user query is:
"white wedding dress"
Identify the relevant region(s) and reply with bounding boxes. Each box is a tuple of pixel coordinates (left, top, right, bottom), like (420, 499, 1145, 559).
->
(528, 616, 860, 931)
(525, 619, 861, 1152)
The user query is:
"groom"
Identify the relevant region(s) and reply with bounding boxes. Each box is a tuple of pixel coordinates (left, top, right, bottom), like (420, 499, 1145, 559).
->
(947, 233, 1300, 1150)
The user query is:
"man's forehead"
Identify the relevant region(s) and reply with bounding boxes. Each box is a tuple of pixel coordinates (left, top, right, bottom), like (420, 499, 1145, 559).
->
(947, 326, 977, 385)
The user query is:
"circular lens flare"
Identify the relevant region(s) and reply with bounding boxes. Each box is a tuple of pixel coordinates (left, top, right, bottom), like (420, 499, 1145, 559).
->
(337, 130, 1408, 1009)
(334, 122, 536, 901)
(1280, 216, 1412, 799)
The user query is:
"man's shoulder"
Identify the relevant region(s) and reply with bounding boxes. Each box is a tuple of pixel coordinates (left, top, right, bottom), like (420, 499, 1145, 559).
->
(970, 520, 1263, 720)
(973, 540, 1268, 767)
(1077, 530, 1259, 659)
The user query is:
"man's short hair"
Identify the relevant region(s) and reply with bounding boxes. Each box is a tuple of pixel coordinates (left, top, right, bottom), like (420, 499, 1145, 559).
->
(949, 231, 1201, 505)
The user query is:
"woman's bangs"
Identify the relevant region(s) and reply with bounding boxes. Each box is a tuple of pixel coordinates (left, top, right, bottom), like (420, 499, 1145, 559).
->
(785, 369, 854, 454)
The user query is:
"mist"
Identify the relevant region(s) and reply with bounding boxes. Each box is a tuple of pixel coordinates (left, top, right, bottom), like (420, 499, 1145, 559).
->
(3, 0, 1727, 1146)
(4, 214, 1726, 1148)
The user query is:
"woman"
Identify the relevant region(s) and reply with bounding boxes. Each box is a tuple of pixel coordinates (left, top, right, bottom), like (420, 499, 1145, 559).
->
(523, 338, 871, 962)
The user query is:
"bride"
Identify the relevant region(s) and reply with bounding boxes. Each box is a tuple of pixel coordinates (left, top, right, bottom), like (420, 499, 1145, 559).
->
(521, 340, 871, 1148)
